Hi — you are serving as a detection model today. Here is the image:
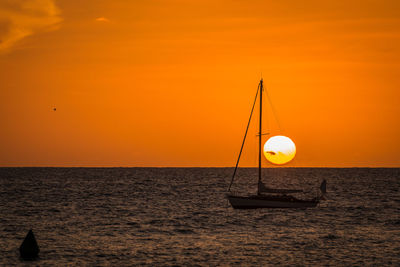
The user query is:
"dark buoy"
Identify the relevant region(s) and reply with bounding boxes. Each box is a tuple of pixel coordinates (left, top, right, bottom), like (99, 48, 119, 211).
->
(19, 229, 40, 260)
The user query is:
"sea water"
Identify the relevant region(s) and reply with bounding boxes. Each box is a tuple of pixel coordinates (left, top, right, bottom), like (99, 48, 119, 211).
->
(0, 168, 399, 265)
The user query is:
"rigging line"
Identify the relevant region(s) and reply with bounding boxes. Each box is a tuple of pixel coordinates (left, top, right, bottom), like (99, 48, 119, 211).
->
(264, 85, 270, 136)
(228, 82, 260, 192)
(264, 85, 283, 133)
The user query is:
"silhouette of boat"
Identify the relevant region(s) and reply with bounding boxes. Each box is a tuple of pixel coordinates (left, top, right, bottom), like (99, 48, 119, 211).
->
(226, 79, 325, 209)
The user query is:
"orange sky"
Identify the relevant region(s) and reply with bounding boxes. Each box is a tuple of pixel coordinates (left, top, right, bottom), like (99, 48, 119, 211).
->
(0, 0, 399, 167)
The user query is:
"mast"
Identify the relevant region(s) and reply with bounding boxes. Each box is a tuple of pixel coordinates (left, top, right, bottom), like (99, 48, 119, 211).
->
(258, 79, 263, 193)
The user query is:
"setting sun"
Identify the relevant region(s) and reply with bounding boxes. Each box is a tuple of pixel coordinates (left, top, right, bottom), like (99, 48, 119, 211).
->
(263, 135, 296, 165)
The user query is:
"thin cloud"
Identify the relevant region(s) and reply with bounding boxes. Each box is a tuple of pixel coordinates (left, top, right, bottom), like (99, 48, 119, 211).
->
(0, 0, 62, 54)
(95, 17, 110, 23)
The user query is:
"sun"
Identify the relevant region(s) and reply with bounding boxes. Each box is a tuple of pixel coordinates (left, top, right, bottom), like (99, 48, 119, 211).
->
(263, 135, 296, 165)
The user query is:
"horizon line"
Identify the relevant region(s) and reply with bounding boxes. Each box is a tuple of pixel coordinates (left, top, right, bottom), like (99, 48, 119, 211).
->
(0, 166, 399, 168)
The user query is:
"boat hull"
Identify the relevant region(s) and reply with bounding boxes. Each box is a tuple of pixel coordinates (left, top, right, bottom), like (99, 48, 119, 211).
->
(227, 195, 319, 209)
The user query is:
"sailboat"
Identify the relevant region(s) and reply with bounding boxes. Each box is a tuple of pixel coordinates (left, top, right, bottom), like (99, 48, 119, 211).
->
(226, 79, 324, 209)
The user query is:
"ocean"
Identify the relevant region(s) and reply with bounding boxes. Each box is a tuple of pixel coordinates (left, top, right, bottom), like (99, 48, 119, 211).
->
(0, 167, 399, 266)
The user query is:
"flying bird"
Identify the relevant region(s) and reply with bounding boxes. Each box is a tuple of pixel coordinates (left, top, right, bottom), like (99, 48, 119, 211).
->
(53, 108, 56, 111)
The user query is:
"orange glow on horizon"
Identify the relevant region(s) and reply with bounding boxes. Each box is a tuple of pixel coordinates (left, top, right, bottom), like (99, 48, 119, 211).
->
(0, 0, 399, 167)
